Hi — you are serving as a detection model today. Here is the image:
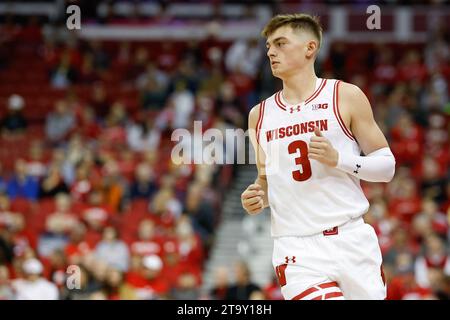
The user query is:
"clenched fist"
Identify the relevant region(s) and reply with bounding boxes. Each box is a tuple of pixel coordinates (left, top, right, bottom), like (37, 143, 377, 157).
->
(241, 183, 265, 215)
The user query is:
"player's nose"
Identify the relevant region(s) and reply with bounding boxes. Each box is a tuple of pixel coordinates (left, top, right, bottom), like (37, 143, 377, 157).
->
(267, 47, 276, 58)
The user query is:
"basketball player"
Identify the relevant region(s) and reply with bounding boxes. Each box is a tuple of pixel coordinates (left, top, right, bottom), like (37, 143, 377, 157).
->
(241, 14, 396, 300)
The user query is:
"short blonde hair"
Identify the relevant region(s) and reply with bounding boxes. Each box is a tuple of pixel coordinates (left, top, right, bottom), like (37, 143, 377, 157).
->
(261, 13, 323, 48)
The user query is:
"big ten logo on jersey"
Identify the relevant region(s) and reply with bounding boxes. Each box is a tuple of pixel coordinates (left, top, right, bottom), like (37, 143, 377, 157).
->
(311, 103, 328, 110)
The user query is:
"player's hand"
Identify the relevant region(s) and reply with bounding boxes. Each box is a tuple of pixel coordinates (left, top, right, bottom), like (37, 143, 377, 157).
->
(308, 127, 339, 167)
(241, 184, 265, 215)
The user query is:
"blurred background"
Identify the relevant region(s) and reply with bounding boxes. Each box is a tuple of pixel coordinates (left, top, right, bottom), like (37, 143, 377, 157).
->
(0, 0, 449, 300)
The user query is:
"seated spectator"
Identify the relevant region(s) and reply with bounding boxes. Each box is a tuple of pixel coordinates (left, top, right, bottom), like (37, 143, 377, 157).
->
(127, 116, 161, 153)
(45, 249, 68, 294)
(414, 233, 450, 289)
(1, 94, 27, 136)
(25, 141, 47, 180)
(6, 159, 39, 201)
(104, 268, 125, 300)
(174, 215, 204, 273)
(45, 193, 79, 236)
(117, 148, 137, 183)
(70, 164, 93, 203)
(45, 100, 76, 144)
(89, 82, 111, 118)
(39, 165, 69, 198)
(169, 80, 195, 129)
(99, 159, 127, 212)
(130, 219, 164, 257)
(225, 38, 262, 80)
(225, 261, 261, 300)
(184, 182, 215, 248)
(129, 162, 158, 200)
(88, 40, 110, 72)
(78, 52, 100, 84)
(94, 226, 129, 272)
(209, 266, 230, 300)
(141, 77, 168, 111)
(136, 62, 169, 92)
(12, 258, 58, 300)
(151, 184, 182, 223)
(416, 198, 448, 237)
(122, 254, 169, 300)
(387, 251, 433, 300)
(49, 51, 77, 89)
(80, 189, 114, 234)
(78, 106, 101, 141)
(64, 222, 93, 265)
(1, 210, 36, 258)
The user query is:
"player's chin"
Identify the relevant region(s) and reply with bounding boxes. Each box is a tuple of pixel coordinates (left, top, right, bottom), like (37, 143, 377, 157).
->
(271, 69, 284, 79)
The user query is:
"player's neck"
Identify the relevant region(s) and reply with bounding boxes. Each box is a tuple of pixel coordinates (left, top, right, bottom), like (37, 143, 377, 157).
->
(281, 68, 318, 105)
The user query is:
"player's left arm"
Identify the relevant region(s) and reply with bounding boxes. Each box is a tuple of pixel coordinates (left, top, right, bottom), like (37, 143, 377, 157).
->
(309, 82, 396, 182)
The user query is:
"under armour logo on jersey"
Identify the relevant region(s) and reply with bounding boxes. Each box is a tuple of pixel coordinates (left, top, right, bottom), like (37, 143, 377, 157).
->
(312, 103, 328, 110)
(289, 106, 301, 113)
(285, 256, 296, 264)
(354, 164, 361, 174)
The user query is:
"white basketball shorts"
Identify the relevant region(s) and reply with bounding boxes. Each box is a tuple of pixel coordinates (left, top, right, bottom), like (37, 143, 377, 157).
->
(272, 217, 386, 300)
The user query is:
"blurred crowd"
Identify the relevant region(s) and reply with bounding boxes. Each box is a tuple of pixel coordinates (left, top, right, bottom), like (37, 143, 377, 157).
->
(0, 8, 449, 300)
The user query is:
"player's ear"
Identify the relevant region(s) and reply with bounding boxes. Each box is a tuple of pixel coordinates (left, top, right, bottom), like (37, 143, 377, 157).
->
(305, 40, 318, 59)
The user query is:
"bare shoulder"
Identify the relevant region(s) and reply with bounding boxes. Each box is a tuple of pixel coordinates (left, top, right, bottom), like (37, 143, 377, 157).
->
(248, 103, 262, 129)
(338, 81, 371, 107)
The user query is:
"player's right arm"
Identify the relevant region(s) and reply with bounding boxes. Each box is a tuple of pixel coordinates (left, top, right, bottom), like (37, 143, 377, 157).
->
(241, 104, 269, 215)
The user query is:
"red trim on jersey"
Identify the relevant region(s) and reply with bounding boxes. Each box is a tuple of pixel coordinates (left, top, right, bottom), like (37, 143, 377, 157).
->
(274, 91, 287, 111)
(274, 79, 327, 112)
(318, 281, 339, 289)
(333, 80, 355, 141)
(256, 100, 266, 144)
(324, 292, 344, 299)
(291, 287, 318, 300)
(291, 281, 340, 300)
(305, 78, 327, 104)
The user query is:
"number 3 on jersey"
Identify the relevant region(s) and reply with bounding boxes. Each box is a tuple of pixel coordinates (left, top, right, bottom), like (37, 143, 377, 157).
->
(288, 140, 312, 182)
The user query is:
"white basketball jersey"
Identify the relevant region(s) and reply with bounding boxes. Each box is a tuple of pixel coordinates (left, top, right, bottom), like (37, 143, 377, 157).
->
(256, 78, 370, 237)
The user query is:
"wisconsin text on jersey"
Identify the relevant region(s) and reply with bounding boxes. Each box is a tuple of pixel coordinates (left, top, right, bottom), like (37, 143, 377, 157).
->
(265, 119, 328, 142)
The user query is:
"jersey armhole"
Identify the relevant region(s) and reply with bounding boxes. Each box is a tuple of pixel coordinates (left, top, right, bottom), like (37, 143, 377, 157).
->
(333, 80, 355, 141)
(255, 99, 266, 145)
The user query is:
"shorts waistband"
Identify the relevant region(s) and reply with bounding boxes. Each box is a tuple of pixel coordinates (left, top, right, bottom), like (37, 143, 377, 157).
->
(322, 216, 364, 236)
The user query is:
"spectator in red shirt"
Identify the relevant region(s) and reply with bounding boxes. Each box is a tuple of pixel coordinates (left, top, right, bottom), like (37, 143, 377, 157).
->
(123, 254, 169, 300)
(398, 50, 428, 83)
(387, 251, 434, 300)
(414, 233, 450, 289)
(80, 189, 113, 236)
(64, 222, 93, 265)
(130, 219, 163, 258)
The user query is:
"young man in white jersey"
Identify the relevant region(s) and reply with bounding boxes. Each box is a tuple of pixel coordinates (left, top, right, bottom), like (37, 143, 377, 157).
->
(241, 14, 396, 300)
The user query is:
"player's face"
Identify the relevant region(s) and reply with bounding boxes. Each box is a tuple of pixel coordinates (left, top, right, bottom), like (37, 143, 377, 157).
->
(266, 26, 315, 79)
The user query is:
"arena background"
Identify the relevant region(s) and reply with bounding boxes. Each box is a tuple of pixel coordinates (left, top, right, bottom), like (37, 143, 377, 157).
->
(0, 0, 449, 300)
